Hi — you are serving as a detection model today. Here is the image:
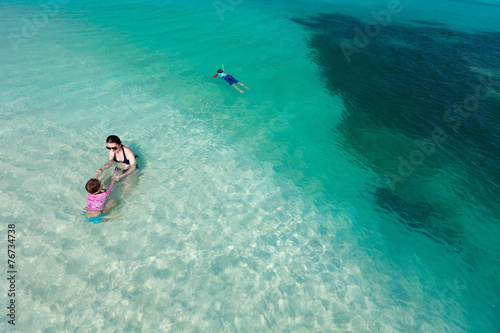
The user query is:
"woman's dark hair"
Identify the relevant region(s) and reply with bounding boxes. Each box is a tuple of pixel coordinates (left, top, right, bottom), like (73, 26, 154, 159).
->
(217, 69, 223, 73)
(86, 179, 101, 194)
(106, 135, 122, 145)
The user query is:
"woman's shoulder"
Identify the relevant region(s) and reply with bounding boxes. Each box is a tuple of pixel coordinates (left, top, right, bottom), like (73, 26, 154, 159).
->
(124, 145, 134, 153)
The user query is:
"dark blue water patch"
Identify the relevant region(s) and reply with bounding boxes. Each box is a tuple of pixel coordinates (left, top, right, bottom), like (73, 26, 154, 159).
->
(458, 0, 500, 7)
(375, 186, 435, 228)
(373, 186, 463, 250)
(292, 13, 500, 203)
(409, 20, 447, 27)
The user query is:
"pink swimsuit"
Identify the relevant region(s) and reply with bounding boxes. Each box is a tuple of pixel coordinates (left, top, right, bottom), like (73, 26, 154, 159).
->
(84, 184, 114, 211)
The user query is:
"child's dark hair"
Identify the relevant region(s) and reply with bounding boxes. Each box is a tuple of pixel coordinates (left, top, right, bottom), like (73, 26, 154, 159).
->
(217, 69, 223, 73)
(86, 179, 101, 194)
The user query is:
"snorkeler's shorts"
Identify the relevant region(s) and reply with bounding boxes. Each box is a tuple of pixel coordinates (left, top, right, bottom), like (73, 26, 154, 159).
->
(224, 76, 239, 85)
(83, 211, 105, 224)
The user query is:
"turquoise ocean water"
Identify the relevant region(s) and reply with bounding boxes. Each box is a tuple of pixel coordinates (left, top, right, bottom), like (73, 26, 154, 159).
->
(1, 0, 499, 331)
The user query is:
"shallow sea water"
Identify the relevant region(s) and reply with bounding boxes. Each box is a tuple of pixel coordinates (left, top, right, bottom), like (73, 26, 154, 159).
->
(0, 0, 499, 331)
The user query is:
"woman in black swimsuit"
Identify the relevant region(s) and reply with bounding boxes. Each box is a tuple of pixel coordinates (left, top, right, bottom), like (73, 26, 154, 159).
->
(95, 135, 137, 180)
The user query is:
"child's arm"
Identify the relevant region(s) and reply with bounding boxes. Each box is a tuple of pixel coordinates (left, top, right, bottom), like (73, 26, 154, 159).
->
(104, 183, 114, 196)
(212, 74, 218, 77)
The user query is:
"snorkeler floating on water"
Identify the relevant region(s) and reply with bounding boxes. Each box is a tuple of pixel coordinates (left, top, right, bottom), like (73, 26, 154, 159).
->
(213, 66, 249, 93)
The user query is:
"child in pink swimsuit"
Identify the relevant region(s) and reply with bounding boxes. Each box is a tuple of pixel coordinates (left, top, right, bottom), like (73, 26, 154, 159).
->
(84, 178, 116, 224)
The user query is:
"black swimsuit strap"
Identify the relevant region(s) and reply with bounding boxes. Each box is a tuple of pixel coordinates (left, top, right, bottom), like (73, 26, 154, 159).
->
(122, 146, 130, 164)
(113, 145, 129, 164)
